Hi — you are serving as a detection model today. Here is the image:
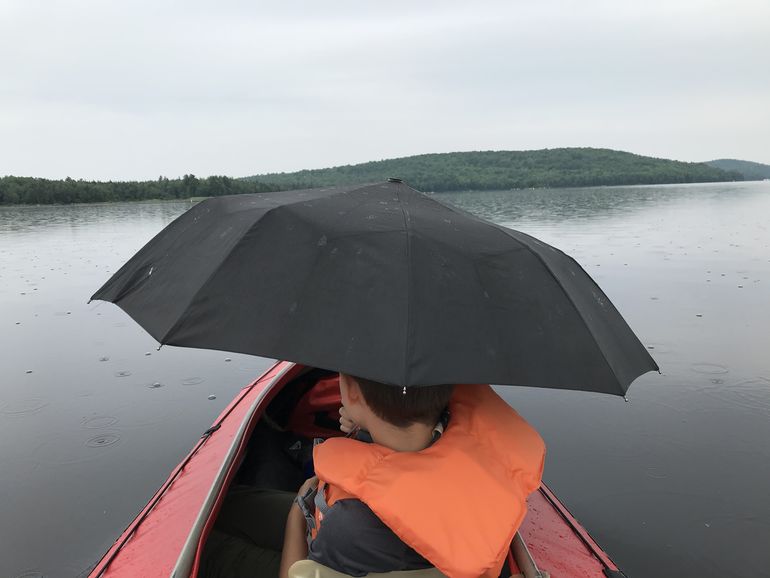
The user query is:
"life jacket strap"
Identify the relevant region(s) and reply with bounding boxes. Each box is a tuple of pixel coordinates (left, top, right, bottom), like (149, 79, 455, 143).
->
(296, 484, 318, 546)
(315, 481, 331, 519)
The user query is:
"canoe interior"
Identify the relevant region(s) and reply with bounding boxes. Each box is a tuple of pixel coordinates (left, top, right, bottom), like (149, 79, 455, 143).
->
(89, 361, 621, 578)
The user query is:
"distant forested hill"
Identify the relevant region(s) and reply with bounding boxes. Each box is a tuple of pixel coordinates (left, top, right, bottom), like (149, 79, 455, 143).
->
(0, 148, 746, 205)
(243, 148, 742, 192)
(705, 159, 770, 181)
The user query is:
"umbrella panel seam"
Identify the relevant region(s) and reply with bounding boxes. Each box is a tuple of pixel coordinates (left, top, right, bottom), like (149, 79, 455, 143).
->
(497, 228, 623, 393)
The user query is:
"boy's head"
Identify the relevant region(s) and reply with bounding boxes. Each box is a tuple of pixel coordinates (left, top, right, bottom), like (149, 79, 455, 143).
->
(339, 373, 454, 429)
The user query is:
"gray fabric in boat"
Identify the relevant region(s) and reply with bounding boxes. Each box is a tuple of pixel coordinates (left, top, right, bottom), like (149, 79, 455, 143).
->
(200, 530, 282, 578)
(199, 488, 296, 578)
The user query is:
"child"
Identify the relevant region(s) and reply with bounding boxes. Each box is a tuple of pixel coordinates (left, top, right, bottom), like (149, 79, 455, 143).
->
(280, 374, 545, 578)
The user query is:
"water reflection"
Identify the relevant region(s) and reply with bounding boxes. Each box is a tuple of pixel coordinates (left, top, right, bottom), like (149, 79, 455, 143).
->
(1, 182, 770, 577)
(436, 181, 753, 225)
(0, 199, 273, 577)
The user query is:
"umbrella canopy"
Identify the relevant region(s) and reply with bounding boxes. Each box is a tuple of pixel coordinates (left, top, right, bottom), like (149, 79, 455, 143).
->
(92, 181, 657, 393)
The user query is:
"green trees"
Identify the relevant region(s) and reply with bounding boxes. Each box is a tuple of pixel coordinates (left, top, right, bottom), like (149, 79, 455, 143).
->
(243, 148, 742, 192)
(0, 148, 747, 206)
(705, 159, 770, 180)
(0, 175, 275, 205)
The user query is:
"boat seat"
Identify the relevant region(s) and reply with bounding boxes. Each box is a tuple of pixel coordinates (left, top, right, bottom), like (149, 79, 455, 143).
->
(288, 560, 448, 578)
(288, 531, 549, 578)
(288, 559, 544, 578)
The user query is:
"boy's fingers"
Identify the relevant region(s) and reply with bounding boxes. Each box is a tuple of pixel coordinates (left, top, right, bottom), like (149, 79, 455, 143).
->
(339, 418, 354, 433)
(339, 406, 356, 433)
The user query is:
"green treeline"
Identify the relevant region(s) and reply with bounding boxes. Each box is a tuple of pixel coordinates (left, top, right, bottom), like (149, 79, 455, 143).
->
(245, 148, 742, 192)
(0, 174, 276, 205)
(705, 159, 770, 181)
(1, 148, 746, 206)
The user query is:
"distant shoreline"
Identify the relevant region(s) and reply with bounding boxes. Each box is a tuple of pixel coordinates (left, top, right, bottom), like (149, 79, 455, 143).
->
(3, 147, 768, 206)
(3, 179, 765, 209)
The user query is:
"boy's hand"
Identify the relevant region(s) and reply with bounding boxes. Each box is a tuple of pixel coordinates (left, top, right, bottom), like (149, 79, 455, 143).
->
(339, 405, 357, 434)
(297, 475, 318, 500)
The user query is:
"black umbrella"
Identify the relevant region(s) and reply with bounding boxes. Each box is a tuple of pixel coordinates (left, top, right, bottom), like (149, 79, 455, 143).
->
(91, 180, 657, 393)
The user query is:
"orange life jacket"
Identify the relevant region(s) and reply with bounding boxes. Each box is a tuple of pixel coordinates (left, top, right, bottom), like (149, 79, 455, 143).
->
(312, 384, 546, 578)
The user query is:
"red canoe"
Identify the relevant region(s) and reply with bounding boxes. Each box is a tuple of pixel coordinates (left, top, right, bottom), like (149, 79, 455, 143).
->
(88, 361, 625, 578)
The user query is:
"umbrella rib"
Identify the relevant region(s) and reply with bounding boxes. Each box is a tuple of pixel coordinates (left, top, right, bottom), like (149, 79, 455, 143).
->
(434, 199, 626, 391)
(160, 183, 393, 350)
(498, 228, 623, 392)
(469, 258, 515, 382)
(420, 194, 621, 387)
(395, 188, 414, 387)
(156, 220, 260, 347)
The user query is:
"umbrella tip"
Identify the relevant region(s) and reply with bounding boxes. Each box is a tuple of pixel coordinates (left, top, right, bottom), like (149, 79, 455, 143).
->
(387, 177, 404, 184)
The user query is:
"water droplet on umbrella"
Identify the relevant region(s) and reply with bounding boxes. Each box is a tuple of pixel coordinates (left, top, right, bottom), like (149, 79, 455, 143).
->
(208, 394, 216, 400)
(99, 356, 109, 362)
(182, 377, 204, 386)
(696, 314, 703, 317)
(317, 235, 327, 246)
(25, 370, 32, 374)
(645, 466, 668, 479)
(148, 382, 164, 389)
(145, 352, 151, 356)
(224, 358, 232, 362)
(115, 370, 132, 377)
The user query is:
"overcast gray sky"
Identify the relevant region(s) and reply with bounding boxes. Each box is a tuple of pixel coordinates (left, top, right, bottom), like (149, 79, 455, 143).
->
(1, 0, 768, 181)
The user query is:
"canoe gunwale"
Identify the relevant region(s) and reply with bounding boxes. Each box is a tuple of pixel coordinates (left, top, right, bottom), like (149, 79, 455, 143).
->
(539, 485, 620, 572)
(175, 361, 298, 577)
(87, 360, 292, 577)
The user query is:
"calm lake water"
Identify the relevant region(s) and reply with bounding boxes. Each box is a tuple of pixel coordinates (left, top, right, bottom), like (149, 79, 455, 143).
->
(1, 181, 769, 578)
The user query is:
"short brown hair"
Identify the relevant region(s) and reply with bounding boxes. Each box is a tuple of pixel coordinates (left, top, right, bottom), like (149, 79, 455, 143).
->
(353, 376, 454, 428)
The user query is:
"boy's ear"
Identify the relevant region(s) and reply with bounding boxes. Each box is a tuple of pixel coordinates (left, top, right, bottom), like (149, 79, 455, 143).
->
(340, 373, 362, 403)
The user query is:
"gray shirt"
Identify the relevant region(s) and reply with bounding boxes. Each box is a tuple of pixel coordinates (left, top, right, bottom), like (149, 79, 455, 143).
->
(308, 497, 431, 576)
